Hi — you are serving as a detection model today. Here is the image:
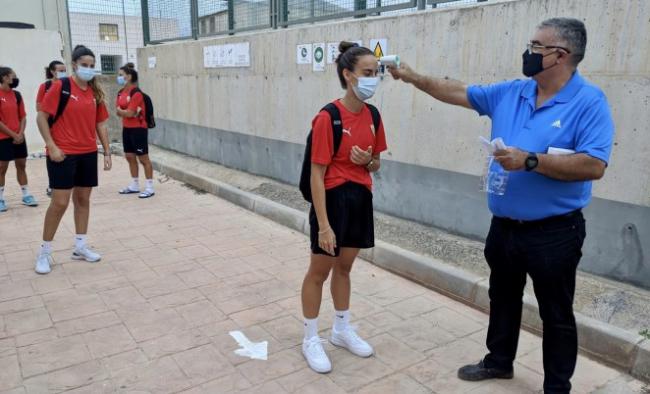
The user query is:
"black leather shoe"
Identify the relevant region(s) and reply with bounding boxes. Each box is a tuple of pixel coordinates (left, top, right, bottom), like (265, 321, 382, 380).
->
(457, 360, 514, 381)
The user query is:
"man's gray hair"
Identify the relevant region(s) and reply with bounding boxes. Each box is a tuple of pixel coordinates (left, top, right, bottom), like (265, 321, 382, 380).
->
(539, 18, 587, 66)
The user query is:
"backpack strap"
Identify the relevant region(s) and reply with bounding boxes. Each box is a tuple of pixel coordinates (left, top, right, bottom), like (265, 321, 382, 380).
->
(365, 103, 381, 135)
(49, 77, 71, 127)
(129, 87, 141, 97)
(13, 91, 22, 119)
(126, 87, 145, 120)
(321, 102, 343, 157)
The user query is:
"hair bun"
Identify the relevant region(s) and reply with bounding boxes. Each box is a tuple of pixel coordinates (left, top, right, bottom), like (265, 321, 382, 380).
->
(338, 41, 359, 54)
(335, 41, 361, 64)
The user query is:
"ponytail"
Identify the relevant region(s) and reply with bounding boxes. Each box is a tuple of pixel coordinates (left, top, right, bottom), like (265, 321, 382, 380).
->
(88, 78, 105, 104)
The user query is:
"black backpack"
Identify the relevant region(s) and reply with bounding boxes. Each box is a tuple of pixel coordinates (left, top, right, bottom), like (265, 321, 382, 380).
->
(47, 77, 72, 127)
(128, 87, 156, 129)
(299, 102, 381, 202)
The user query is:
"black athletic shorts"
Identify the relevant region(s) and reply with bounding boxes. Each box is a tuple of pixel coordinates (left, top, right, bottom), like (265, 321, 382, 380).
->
(47, 151, 98, 189)
(123, 127, 149, 155)
(310, 182, 375, 257)
(0, 138, 28, 161)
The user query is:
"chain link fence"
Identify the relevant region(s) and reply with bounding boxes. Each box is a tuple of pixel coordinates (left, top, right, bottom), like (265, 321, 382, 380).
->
(143, 0, 488, 44)
(67, 0, 143, 73)
(198, 0, 273, 36)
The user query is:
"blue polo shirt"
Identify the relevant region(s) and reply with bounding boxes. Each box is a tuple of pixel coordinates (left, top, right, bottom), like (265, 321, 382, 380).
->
(467, 71, 614, 221)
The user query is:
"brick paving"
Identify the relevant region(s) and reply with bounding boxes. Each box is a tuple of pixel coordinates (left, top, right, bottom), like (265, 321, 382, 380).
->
(0, 157, 645, 393)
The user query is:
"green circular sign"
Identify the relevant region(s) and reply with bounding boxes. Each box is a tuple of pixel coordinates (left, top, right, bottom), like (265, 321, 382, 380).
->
(314, 47, 324, 63)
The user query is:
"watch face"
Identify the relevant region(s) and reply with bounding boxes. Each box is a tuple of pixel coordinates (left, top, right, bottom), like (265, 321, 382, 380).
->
(526, 156, 538, 170)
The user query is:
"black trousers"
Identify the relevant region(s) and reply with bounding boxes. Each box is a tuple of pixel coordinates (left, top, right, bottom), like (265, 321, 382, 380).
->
(482, 210, 586, 394)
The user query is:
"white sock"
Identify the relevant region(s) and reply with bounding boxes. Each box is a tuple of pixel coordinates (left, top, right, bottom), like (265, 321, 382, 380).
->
(0, 186, 4, 200)
(145, 179, 154, 191)
(75, 234, 87, 250)
(40, 241, 52, 255)
(21, 185, 30, 197)
(129, 178, 139, 190)
(334, 310, 350, 332)
(304, 317, 319, 340)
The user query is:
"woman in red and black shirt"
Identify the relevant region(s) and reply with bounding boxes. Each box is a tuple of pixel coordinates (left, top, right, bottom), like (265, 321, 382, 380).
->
(300, 42, 388, 373)
(37, 60, 67, 197)
(0, 66, 37, 211)
(35, 45, 112, 275)
(116, 63, 154, 198)
(36, 60, 67, 112)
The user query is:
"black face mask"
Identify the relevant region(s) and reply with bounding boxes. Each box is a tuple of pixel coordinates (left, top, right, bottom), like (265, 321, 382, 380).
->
(522, 50, 561, 77)
(9, 78, 19, 89)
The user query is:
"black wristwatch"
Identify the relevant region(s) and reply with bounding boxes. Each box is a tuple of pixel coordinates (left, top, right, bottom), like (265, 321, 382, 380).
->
(525, 152, 539, 172)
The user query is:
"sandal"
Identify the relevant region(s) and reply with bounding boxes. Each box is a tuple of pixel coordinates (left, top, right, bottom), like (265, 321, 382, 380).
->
(119, 187, 140, 195)
(139, 190, 155, 199)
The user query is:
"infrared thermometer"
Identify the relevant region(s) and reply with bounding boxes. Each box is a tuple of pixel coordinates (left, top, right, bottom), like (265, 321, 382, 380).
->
(379, 55, 400, 68)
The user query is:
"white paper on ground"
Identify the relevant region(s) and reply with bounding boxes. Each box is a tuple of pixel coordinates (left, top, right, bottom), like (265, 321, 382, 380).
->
(547, 147, 575, 155)
(229, 331, 268, 360)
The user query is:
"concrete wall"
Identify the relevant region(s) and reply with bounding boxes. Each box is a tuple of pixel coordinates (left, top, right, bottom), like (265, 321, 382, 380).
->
(1, 0, 71, 62)
(137, 0, 650, 288)
(0, 29, 64, 152)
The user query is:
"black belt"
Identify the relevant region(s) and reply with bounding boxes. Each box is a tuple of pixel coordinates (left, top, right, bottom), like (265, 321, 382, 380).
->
(494, 209, 582, 228)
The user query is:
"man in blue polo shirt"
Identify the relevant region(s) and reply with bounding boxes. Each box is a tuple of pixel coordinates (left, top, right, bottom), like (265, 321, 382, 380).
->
(390, 18, 614, 394)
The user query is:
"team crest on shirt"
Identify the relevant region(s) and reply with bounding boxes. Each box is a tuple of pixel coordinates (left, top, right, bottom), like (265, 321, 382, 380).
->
(70, 95, 79, 101)
(126, 95, 131, 103)
(342, 128, 352, 136)
(0, 98, 6, 103)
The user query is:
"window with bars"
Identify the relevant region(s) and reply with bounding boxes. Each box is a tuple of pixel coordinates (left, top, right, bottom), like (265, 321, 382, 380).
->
(100, 55, 121, 74)
(99, 23, 119, 41)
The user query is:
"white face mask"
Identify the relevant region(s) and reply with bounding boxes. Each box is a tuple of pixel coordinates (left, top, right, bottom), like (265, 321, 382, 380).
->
(76, 66, 96, 81)
(352, 76, 380, 101)
(56, 71, 68, 79)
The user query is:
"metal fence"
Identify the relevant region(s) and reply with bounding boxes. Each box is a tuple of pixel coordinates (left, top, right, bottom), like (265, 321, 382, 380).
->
(143, 0, 488, 45)
(66, 0, 142, 73)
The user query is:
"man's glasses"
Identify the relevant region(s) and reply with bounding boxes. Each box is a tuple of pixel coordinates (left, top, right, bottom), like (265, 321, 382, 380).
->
(526, 43, 571, 54)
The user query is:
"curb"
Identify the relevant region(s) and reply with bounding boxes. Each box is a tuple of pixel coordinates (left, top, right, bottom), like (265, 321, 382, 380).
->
(149, 156, 650, 382)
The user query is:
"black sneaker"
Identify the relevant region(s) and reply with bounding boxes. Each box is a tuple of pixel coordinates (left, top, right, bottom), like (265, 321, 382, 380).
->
(457, 360, 514, 381)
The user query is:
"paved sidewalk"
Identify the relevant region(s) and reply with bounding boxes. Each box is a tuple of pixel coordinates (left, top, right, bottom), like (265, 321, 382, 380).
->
(0, 157, 645, 394)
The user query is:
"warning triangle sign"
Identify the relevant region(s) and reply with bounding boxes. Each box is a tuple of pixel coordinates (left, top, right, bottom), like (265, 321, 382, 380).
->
(373, 42, 384, 58)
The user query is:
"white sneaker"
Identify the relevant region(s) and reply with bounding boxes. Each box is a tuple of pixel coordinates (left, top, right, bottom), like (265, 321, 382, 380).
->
(330, 327, 374, 358)
(302, 336, 332, 374)
(71, 246, 101, 262)
(35, 253, 52, 274)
